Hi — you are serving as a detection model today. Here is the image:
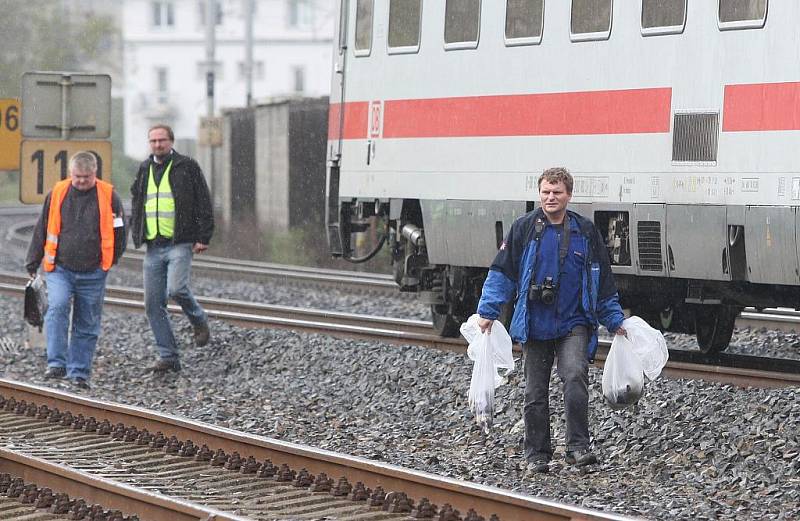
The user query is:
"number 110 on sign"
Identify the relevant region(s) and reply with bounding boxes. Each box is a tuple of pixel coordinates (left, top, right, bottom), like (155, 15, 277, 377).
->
(20, 140, 112, 204)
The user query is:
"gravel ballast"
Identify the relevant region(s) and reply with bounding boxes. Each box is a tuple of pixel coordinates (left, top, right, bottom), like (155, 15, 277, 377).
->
(0, 294, 797, 521)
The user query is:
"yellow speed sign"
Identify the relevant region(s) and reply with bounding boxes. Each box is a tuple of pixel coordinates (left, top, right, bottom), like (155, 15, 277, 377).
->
(20, 139, 112, 204)
(0, 99, 21, 170)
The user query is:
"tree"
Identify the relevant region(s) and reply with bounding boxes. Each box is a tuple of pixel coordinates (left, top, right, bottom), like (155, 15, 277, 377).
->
(0, 0, 117, 97)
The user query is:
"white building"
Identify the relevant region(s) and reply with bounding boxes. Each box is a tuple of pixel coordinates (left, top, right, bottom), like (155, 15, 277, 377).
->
(122, 0, 335, 157)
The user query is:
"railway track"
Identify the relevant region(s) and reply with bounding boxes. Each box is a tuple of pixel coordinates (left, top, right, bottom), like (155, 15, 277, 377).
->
(0, 379, 632, 521)
(8, 219, 800, 332)
(0, 271, 796, 388)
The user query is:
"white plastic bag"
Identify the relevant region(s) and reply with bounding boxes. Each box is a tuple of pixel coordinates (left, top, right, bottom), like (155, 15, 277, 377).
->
(460, 314, 515, 431)
(622, 316, 669, 380)
(602, 334, 645, 410)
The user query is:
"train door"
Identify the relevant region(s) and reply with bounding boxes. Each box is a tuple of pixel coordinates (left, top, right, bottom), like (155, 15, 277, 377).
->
(326, 0, 350, 255)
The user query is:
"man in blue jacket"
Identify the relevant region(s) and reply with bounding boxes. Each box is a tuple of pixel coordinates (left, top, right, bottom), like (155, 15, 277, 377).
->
(477, 167, 626, 473)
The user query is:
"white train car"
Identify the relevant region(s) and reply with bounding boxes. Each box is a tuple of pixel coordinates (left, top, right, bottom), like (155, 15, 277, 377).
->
(325, 0, 797, 353)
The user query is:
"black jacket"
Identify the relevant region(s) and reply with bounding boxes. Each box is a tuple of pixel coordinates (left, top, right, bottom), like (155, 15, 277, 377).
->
(130, 150, 214, 248)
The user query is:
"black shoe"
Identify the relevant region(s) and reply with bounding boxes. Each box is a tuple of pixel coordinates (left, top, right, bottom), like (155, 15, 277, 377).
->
(70, 377, 91, 390)
(526, 458, 549, 474)
(565, 449, 598, 467)
(44, 367, 66, 379)
(151, 359, 181, 374)
(193, 322, 210, 347)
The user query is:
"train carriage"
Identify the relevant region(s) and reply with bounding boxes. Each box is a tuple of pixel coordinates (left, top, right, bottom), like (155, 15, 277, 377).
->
(325, 0, 799, 353)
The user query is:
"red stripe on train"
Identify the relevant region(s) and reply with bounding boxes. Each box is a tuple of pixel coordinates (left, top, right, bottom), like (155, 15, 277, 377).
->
(328, 102, 369, 140)
(382, 88, 672, 138)
(723, 82, 800, 131)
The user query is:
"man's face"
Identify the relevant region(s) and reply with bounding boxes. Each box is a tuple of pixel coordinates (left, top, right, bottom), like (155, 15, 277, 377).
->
(70, 167, 97, 191)
(539, 180, 572, 220)
(148, 128, 173, 158)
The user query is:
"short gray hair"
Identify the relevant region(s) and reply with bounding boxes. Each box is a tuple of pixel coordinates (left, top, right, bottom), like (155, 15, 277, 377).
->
(69, 151, 98, 174)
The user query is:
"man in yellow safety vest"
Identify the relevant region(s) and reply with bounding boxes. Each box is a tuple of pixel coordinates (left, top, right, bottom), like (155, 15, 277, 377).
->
(129, 124, 214, 374)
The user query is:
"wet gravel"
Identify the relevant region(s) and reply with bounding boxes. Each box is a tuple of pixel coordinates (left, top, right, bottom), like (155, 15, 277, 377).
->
(1, 213, 799, 519)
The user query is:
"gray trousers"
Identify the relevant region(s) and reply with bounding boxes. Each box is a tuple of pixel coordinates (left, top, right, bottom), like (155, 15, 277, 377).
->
(523, 325, 590, 462)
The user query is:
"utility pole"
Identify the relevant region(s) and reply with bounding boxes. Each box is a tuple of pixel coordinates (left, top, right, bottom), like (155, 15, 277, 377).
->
(205, 0, 216, 117)
(244, 0, 255, 107)
(204, 0, 217, 199)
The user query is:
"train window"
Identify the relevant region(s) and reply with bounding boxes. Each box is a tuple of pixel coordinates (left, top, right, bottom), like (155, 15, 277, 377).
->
(718, 0, 767, 30)
(354, 0, 374, 56)
(444, 0, 481, 50)
(388, 0, 422, 53)
(505, 0, 545, 46)
(641, 0, 686, 36)
(570, 0, 612, 41)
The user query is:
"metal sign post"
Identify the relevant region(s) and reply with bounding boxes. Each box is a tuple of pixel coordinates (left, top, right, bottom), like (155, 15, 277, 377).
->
(21, 72, 111, 139)
(19, 71, 112, 203)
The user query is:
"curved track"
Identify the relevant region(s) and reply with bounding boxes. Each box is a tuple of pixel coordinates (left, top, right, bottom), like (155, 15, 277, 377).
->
(0, 271, 795, 388)
(7, 218, 800, 332)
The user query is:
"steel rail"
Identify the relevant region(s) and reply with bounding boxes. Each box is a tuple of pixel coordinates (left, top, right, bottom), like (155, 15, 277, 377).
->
(0, 379, 635, 521)
(1, 271, 798, 387)
(6, 220, 397, 291)
(0, 447, 250, 521)
(7, 218, 800, 328)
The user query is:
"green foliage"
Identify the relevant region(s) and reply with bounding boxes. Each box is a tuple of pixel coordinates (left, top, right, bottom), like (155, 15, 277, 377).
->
(0, 0, 118, 97)
(0, 171, 20, 203)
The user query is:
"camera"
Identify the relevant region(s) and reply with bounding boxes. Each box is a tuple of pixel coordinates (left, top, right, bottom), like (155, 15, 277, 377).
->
(528, 276, 558, 305)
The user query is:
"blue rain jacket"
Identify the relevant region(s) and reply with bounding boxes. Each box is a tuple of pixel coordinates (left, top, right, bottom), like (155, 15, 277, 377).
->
(477, 208, 625, 360)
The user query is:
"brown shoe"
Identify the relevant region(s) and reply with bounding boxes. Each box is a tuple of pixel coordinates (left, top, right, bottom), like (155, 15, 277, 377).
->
(151, 359, 181, 374)
(194, 322, 210, 347)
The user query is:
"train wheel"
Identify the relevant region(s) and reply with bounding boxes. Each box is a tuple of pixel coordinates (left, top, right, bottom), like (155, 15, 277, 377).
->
(694, 305, 738, 354)
(431, 305, 460, 337)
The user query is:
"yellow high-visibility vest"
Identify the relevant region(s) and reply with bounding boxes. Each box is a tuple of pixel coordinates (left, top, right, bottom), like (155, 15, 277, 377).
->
(145, 160, 175, 240)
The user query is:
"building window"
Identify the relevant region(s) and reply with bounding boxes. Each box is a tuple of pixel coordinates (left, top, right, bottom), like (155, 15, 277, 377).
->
(388, 0, 422, 51)
(156, 67, 169, 103)
(570, 0, 612, 40)
(198, 0, 223, 26)
(238, 61, 265, 80)
(642, 0, 686, 34)
(354, 0, 374, 55)
(293, 66, 305, 93)
(152, 1, 175, 27)
(444, 0, 481, 49)
(719, 0, 767, 29)
(505, 0, 544, 45)
(288, 0, 313, 28)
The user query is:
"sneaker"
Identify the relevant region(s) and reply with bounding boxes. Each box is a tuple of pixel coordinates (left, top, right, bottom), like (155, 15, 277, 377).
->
(193, 322, 210, 347)
(44, 367, 66, 379)
(526, 458, 549, 474)
(70, 377, 91, 390)
(151, 358, 181, 374)
(565, 449, 598, 467)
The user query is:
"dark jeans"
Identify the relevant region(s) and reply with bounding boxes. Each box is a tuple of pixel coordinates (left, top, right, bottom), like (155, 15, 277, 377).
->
(523, 325, 590, 462)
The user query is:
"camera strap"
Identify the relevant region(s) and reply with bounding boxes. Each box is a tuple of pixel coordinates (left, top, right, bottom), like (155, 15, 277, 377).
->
(532, 215, 571, 279)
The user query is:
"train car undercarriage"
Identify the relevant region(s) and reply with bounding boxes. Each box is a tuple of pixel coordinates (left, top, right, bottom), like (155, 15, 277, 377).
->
(329, 197, 800, 355)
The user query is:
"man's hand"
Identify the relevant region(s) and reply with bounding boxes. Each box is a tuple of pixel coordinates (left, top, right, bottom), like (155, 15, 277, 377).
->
(615, 326, 627, 337)
(478, 317, 494, 334)
(192, 242, 208, 254)
(27, 271, 36, 280)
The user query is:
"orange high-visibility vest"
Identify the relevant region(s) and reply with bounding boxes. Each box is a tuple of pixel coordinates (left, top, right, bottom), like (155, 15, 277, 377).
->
(43, 179, 115, 272)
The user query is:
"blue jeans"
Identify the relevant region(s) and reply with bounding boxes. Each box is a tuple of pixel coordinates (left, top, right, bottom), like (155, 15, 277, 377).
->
(44, 266, 108, 380)
(523, 325, 590, 462)
(143, 242, 207, 360)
